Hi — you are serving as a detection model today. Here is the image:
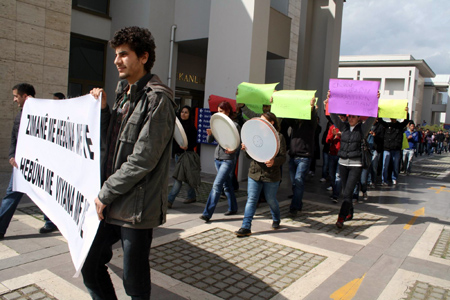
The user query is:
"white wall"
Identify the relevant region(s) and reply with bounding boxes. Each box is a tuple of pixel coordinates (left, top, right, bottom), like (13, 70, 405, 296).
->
(201, 0, 270, 175)
(174, 0, 210, 41)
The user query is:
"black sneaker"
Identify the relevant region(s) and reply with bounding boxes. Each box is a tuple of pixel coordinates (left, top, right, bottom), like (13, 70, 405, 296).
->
(39, 225, 58, 234)
(224, 210, 237, 216)
(199, 215, 210, 222)
(288, 210, 297, 218)
(330, 196, 338, 203)
(235, 228, 251, 237)
(272, 221, 280, 230)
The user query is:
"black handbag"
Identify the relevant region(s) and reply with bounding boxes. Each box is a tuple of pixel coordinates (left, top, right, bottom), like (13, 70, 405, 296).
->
(361, 137, 372, 169)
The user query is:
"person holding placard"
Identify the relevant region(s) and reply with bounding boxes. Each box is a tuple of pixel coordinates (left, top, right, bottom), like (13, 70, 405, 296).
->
(83, 26, 176, 299)
(200, 101, 240, 222)
(288, 97, 317, 218)
(378, 108, 409, 185)
(235, 112, 286, 236)
(168, 106, 199, 208)
(325, 94, 376, 229)
(0, 83, 35, 240)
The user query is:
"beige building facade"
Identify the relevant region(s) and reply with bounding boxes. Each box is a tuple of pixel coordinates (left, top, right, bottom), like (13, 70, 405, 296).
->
(0, 0, 72, 171)
(0, 0, 345, 174)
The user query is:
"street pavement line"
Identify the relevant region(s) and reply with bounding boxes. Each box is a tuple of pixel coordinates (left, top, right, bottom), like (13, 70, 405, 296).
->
(330, 273, 366, 300)
(404, 207, 424, 230)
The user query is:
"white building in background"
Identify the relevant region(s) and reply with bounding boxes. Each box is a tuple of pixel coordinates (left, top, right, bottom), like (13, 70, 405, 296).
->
(1, 0, 346, 174)
(338, 55, 436, 125)
(423, 75, 450, 126)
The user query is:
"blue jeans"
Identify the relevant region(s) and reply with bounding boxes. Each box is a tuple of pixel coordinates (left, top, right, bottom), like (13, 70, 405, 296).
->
(338, 164, 362, 219)
(321, 152, 330, 179)
(82, 222, 153, 300)
(402, 149, 414, 173)
(382, 150, 401, 183)
(289, 157, 311, 211)
(353, 168, 369, 200)
(367, 150, 379, 185)
(0, 174, 24, 235)
(328, 155, 341, 199)
(202, 159, 237, 218)
(168, 154, 196, 204)
(241, 178, 280, 230)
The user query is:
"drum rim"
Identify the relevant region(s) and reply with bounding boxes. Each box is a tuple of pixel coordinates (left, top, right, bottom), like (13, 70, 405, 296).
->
(210, 112, 240, 150)
(241, 117, 280, 162)
(174, 117, 188, 148)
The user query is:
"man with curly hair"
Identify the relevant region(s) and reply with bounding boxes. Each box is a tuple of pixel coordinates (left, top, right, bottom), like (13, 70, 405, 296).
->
(82, 26, 176, 299)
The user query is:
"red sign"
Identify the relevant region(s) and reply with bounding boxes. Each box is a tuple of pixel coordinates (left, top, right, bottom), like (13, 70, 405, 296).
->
(208, 95, 236, 112)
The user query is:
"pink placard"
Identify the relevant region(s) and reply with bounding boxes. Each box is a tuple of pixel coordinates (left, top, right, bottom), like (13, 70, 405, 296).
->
(328, 79, 380, 117)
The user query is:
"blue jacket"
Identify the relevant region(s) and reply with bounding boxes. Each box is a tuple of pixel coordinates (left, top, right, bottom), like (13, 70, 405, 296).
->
(405, 130, 419, 149)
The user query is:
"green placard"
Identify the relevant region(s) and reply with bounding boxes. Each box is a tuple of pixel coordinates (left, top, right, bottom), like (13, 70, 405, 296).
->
(236, 82, 279, 105)
(378, 99, 408, 119)
(270, 90, 316, 119)
(402, 133, 410, 150)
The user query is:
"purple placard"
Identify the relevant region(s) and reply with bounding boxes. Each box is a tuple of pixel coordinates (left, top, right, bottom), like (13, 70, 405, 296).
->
(328, 79, 380, 117)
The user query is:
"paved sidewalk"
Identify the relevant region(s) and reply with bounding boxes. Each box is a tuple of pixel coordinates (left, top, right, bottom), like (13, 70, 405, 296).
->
(1, 154, 450, 299)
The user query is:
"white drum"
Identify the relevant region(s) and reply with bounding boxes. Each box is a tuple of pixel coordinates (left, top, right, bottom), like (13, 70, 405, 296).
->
(174, 117, 188, 148)
(241, 118, 280, 162)
(210, 112, 240, 150)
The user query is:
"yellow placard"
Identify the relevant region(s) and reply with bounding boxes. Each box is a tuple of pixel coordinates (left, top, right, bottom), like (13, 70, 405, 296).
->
(378, 99, 408, 119)
(270, 90, 316, 119)
(236, 82, 279, 105)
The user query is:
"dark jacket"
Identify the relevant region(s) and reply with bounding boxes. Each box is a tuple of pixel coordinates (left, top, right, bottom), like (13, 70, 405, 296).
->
(98, 73, 176, 228)
(378, 114, 409, 151)
(9, 111, 22, 160)
(371, 121, 385, 153)
(173, 119, 198, 156)
(247, 134, 286, 182)
(330, 114, 375, 160)
(289, 108, 317, 158)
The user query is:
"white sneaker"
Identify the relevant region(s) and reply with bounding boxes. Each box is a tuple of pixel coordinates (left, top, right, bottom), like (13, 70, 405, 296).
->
(319, 178, 327, 182)
(326, 186, 332, 191)
(392, 180, 397, 185)
(363, 192, 368, 201)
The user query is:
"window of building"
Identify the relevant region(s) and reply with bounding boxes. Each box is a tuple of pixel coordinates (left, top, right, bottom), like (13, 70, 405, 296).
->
(73, 0, 109, 17)
(385, 78, 405, 96)
(68, 34, 107, 98)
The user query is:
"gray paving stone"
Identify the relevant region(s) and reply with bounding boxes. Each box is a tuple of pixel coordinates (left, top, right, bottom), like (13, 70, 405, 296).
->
(149, 228, 327, 298)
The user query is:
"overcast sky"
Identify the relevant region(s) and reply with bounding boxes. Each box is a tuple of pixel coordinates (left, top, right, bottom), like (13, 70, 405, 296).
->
(340, 0, 450, 75)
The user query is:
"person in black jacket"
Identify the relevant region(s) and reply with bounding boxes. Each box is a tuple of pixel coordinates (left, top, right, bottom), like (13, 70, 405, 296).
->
(367, 119, 384, 187)
(288, 97, 317, 217)
(0, 83, 35, 240)
(378, 109, 409, 185)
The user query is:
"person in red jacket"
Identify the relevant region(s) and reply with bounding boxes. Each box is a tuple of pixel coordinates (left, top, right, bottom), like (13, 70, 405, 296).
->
(326, 115, 346, 202)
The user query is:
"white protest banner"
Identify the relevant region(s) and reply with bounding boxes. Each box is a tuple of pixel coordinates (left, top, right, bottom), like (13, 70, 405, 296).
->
(12, 94, 101, 276)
